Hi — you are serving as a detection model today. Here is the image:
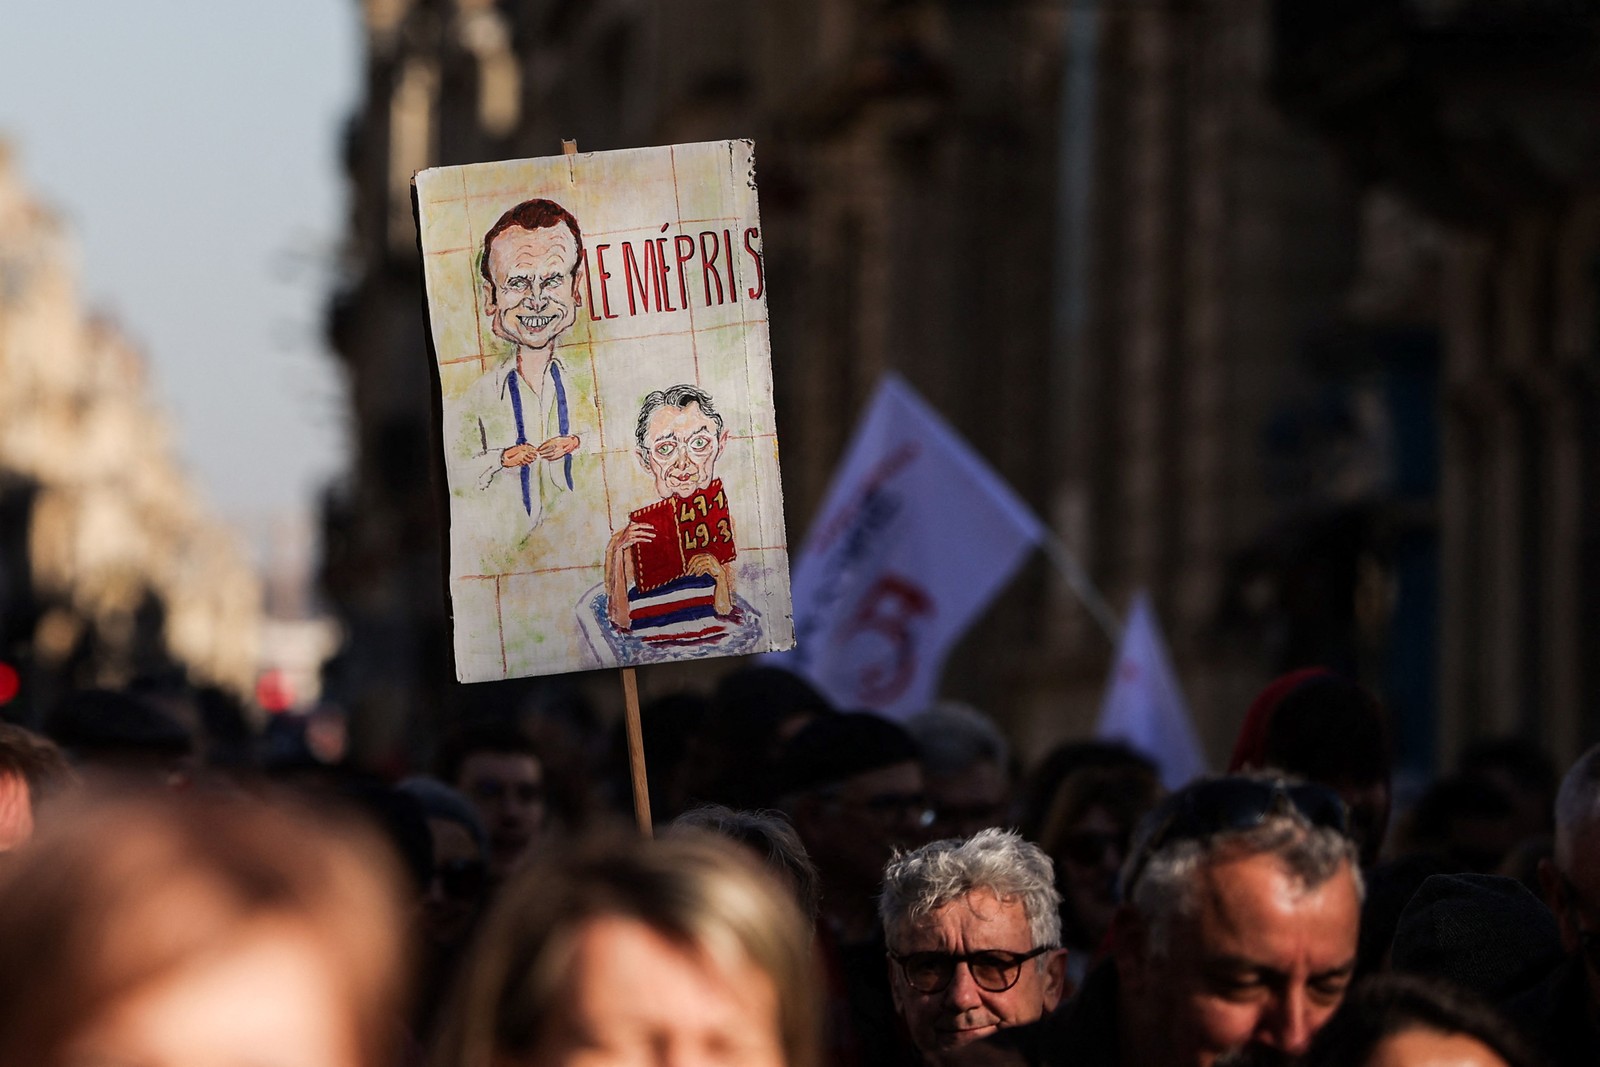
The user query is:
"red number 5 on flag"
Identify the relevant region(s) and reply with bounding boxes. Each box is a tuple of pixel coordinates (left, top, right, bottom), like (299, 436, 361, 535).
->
(835, 574, 934, 705)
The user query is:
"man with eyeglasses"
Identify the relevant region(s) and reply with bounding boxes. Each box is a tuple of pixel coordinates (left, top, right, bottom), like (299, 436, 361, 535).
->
(1511, 743, 1600, 1066)
(1003, 775, 1362, 1067)
(880, 829, 1068, 1065)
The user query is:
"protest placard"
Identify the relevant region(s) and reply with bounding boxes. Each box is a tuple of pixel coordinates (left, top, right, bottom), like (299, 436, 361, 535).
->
(416, 141, 794, 683)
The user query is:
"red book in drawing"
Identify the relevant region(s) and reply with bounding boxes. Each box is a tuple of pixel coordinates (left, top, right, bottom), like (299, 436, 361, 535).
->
(629, 479, 737, 593)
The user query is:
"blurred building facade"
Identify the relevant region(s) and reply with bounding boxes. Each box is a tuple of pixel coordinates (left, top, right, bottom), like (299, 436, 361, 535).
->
(1272, 0, 1600, 767)
(0, 145, 263, 720)
(326, 0, 1600, 771)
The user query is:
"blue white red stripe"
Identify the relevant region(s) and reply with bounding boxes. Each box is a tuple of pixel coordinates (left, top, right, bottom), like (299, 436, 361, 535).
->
(628, 574, 728, 645)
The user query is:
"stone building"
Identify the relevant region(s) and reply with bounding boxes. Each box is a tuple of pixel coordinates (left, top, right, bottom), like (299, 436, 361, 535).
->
(0, 145, 262, 719)
(1273, 0, 1600, 769)
(326, 0, 1600, 772)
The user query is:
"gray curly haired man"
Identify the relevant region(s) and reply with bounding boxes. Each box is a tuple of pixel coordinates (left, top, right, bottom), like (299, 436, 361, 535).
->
(879, 828, 1067, 1065)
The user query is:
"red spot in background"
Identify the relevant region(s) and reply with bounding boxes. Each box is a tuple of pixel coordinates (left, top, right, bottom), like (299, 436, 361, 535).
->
(0, 663, 18, 705)
(255, 669, 294, 713)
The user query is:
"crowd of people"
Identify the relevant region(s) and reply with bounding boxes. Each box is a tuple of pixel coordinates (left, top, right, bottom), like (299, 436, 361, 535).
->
(0, 664, 1592, 1066)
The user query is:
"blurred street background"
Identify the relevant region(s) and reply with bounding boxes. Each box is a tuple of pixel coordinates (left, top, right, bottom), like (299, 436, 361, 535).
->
(2, 0, 1598, 785)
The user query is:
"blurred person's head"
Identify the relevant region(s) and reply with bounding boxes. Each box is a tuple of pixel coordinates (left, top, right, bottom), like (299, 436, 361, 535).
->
(0, 721, 73, 851)
(192, 684, 257, 770)
(0, 786, 408, 1067)
(125, 674, 259, 773)
(670, 804, 821, 931)
(1540, 742, 1600, 1020)
(1460, 735, 1558, 845)
(399, 776, 491, 949)
(126, 671, 203, 728)
(906, 701, 1014, 840)
(45, 688, 194, 786)
(682, 667, 835, 810)
(1230, 669, 1392, 867)
(879, 829, 1067, 1065)
(1496, 834, 1552, 901)
(260, 704, 350, 778)
(1038, 762, 1163, 950)
(432, 832, 819, 1067)
(1111, 775, 1363, 1067)
(777, 711, 930, 936)
(1019, 739, 1157, 841)
(714, 666, 833, 737)
(436, 720, 547, 882)
(1305, 973, 1536, 1067)
(1388, 873, 1564, 1002)
(338, 780, 434, 899)
(517, 698, 599, 836)
(1400, 774, 1519, 873)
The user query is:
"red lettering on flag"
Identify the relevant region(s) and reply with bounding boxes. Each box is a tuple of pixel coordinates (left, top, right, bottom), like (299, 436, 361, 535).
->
(837, 575, 934, 705)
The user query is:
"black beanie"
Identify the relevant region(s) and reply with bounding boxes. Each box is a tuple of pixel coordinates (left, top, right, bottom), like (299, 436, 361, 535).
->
(775, 711, 918, 797)
(1390, 872, 1564, 1001)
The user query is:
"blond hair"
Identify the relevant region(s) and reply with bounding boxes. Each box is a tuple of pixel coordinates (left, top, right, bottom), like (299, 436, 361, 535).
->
(433, 831, 819, 1067)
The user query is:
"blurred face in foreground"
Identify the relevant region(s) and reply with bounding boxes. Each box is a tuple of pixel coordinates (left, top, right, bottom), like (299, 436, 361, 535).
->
(889, 888, 1066, 1064)
(61, 917, 361, 1067)
(0, 773, 33, 851)
(1117, 850, 1360, 1067)
(0, 787, 406, 1067)
(1363, 1028, 1508, 1067)
(517, 915, 785, 1067)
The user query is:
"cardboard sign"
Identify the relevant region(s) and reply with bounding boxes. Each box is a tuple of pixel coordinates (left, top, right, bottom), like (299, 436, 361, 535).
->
(415, 141, 794, 681)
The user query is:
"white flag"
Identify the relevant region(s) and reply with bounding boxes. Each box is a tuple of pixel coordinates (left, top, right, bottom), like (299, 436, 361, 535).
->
(1096, 590, 1208, 789)
(778, 375, 1045, 720)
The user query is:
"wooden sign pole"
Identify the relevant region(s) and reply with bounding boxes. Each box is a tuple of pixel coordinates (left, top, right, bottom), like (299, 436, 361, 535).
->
(620, 666, 653, 837)
(561, 136, 653, 838)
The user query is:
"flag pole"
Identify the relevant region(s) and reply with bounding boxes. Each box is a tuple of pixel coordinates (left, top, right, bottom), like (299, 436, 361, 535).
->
(561, 135, 654, 838)
(1040, 530, 1122, 646)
